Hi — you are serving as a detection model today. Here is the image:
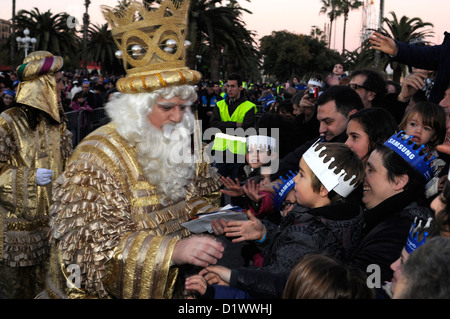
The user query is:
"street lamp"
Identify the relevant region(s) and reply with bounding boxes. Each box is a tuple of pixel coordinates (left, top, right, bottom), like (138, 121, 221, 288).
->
(195, 55, 202, 71)
(83, 0, 91, 75)
(16, 28, 36, 57)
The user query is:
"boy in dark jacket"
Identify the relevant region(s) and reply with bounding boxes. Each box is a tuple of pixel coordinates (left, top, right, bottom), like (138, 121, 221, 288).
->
(185, 141, 366, 298)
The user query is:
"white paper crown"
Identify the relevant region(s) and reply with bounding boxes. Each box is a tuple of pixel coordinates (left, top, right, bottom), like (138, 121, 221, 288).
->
(247, 135, 277, 151)
(302, 140, 357, 198)
(308, 78, 323, 88)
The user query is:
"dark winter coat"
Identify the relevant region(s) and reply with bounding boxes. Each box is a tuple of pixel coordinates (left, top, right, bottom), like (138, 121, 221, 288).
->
(228, 198, 364, 298)
(349, 190, 433, 285)
(393, 31, 450, 104)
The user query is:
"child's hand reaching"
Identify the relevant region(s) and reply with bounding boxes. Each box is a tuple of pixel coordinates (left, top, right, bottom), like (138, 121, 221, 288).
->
(219, 176, 244, 197)
(223, 210, 266, 243)
(200, 265, 231, 286)
(185, 274, 208, 298)
(243, 179, 265, 203)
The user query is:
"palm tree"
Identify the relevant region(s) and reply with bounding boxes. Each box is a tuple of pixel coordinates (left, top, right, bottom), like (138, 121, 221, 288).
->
(320, 0, 342, 49)
(14, 8, 79, 61)
(310, 26, 327, 42)
(86, 23, 124, 75)
(338, 0, 363, 53)
(378, 11, 434, 82)
(186, 0, 260, 81)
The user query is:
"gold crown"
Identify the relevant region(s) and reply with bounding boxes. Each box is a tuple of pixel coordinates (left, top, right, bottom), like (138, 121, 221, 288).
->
(101, 0, 201, 93)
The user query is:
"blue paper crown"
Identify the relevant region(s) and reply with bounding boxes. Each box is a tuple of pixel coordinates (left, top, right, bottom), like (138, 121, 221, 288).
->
(258, 93, 274, 103)
(405, 217, 433, 254)
(384, 131, 435, 181)
(272, 170, 297, 210)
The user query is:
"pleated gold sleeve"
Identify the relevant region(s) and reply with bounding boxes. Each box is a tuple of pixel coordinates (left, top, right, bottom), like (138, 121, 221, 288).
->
(45, 123, 221, 299)
(0, 107, 72, 266)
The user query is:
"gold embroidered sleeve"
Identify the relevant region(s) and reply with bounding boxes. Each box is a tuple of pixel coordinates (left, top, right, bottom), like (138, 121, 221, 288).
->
(103, 231, 179, 299)
(59, 124, 73, 169)
(49, 159, 138, 298)
(0, 120, 39, 219)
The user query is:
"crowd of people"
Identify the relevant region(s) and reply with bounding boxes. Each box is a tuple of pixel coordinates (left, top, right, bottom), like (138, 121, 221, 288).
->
(0, 1, 449, 300)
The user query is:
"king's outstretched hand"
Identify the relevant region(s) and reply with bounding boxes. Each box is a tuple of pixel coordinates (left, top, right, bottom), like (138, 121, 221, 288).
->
(172, 235, 224, 268)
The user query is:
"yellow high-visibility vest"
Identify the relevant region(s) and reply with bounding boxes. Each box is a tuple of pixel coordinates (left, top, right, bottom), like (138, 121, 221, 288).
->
(216, 100, 257, 124)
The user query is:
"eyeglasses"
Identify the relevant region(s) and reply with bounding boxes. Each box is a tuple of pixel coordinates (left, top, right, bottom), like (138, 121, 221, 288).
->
(348, 83, 368, 90)
(280, 200, 296, 211)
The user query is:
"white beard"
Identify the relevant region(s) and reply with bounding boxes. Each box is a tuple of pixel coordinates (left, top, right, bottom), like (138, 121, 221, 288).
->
(106, 89, 197, 206)
(136, 112, 196, 206)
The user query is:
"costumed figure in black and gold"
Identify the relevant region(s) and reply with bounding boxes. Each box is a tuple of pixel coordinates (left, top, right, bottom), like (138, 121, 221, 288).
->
(40, 0, 224, 299)
(0, 51, 73, 298)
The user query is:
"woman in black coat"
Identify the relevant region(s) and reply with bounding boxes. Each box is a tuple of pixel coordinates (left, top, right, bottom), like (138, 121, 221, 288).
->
(349, 137, 434, 287)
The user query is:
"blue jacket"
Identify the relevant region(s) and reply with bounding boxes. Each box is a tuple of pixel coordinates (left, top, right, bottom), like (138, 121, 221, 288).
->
(393, 31, 450, 104)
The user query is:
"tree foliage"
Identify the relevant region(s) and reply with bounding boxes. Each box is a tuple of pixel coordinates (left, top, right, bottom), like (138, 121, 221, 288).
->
(186, 0, 260, 81)
(260, 31, 342, 81)
(86, 23, 124, 75)
(14, 8, 79, 61)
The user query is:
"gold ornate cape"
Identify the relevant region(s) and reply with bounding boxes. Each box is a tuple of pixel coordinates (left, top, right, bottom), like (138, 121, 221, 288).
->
(44, 122, 221, 299)
(0, 107, 72, 267)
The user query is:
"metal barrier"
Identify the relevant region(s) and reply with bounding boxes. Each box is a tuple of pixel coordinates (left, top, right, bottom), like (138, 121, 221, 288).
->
(66, 107, 110, 147)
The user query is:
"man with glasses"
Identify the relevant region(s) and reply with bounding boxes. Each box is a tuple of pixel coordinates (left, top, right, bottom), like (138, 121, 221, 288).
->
(348, 68, 409, 124)
(348, 68, 387, 109)
(273, 85, 364, 179)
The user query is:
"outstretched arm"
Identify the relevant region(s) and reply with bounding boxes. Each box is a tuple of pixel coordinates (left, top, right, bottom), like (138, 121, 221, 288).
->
(223, 210, 266, 243)
(369, 31, 398, 56)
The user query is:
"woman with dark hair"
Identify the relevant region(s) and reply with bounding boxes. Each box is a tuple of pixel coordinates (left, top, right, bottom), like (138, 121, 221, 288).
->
(349, 132, 434, 291)
(345, 107, 398, 163)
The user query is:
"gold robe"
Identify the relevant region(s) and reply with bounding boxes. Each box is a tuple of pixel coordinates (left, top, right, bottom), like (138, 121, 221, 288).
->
(0, 107, 72, 266)
(43, 122, 221, 299)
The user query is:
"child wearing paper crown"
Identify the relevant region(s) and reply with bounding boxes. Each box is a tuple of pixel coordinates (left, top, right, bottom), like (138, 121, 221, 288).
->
(398, 101, 447, 199)
(186, 142, 365, 299)
(381, 217, 437, 298)
(218, 134, 281, 222)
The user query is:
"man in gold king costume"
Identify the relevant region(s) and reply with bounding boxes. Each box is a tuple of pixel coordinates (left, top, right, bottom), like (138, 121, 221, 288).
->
(0, 51, 73, 298)
(40, 0, 225, 299)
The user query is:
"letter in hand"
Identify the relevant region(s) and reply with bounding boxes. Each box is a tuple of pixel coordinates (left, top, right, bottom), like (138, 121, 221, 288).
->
(211, 218, 228, 236)
(36, 168, 54, 186)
